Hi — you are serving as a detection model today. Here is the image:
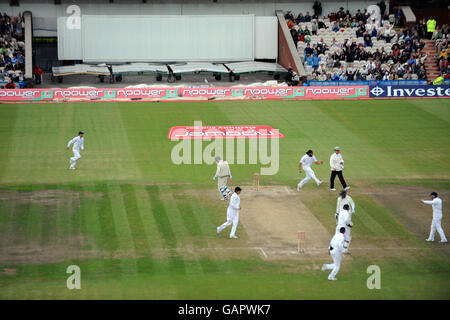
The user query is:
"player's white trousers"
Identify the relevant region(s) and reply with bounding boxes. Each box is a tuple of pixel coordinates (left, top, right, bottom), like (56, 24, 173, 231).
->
(324, 249, 342, 279)
(70, 149, 81, 169)
(335, 225, 352, 250)
(428, 217, 447, 242)
(218, 209, 239, 237)
(298, 167, 320, 188)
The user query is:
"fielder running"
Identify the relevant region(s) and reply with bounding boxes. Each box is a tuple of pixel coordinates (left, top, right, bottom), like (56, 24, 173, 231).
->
(66, 131, 84, 170)
(422, 192, 447, 243)
(217, 187, 242, 239)
(297, 149, 323, 191)
(213, 156, 232, 200)
(322, 227, 346, 280)
(336, 204, 353, 252)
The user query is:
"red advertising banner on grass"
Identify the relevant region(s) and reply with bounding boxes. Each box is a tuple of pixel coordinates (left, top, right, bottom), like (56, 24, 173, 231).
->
(168, 125, 285, 139)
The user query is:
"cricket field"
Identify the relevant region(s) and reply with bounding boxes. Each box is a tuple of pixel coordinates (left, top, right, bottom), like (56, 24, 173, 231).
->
(0, 98, 449, 299)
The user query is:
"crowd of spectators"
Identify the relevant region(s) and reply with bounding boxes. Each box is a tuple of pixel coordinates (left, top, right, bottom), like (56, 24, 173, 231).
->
(285, 2, 432, 81)
(433, 24, 450, 80)
(0, 12, 25, 88)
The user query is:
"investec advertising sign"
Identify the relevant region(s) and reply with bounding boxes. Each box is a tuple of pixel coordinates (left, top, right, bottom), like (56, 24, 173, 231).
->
(168, 125, 285, 139)
(370, 85, 450, 98)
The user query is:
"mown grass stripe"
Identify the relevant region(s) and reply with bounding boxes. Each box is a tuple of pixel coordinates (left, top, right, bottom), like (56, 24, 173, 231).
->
(120, 184, 154, 273)
(146, 185, 186, 275)
(95, 184, 119, 254)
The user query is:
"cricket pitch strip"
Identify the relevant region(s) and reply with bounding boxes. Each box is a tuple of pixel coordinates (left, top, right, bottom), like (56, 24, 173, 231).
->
(238, 186, 332, 260)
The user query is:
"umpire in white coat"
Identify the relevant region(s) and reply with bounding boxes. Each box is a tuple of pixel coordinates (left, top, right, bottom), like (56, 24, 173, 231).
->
(422, 192, 447, 243)
(330, 147, 349, 191)
(217, 187, 242, 239)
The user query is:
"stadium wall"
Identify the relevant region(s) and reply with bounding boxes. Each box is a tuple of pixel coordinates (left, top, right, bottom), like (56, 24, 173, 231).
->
(0, 1, 389, 37)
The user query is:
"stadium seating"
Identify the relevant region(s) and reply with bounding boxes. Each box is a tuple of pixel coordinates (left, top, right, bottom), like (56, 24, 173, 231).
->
(286, 9, 430, 81)
(0, 12, 25, 88)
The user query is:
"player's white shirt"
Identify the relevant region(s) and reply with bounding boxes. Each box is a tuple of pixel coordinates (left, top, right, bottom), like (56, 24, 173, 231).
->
(67, 136, 84, 152)
(300, 154, 317, 169)
(228, 192, 240, 213)
(214, 160, 231, 178)
(337, 209, 351, 228)
(336, 195, 355, 214)
(330, 153, 344, 171)
(423, 198, 442, 219)
(330, 233, 345, 253)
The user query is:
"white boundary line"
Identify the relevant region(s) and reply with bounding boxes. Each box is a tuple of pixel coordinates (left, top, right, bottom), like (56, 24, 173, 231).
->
(258, 247, 268, 259)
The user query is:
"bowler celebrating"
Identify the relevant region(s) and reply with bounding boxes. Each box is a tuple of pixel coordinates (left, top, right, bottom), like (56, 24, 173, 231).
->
(217, 187, 242, 239)
(66, 131, 85, 170)
(297, 149, 323, 190)
(422, 192, 447, 243)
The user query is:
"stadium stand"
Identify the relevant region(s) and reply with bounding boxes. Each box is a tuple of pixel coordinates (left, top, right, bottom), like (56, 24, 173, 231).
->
(285, 4, 433, 82)
(431, 24, 449, 82)
(0, 12, 27, 88)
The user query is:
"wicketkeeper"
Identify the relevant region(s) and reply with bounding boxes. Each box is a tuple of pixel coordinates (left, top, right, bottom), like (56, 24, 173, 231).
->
(213, 156, 232, 201)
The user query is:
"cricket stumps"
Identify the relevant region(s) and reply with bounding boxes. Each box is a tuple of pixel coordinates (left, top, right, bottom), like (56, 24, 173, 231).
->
(298, 231, 306, 253)
(253, 173, 260, 191)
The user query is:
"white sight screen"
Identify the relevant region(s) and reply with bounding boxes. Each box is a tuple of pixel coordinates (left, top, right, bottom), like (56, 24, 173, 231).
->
(58, 15, 256, 62)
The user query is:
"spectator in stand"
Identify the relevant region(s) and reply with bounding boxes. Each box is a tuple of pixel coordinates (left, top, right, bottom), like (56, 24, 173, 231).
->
(5, 79, 15, 89)
(355, 9, 364, 22)
(312, 51, 321, 70)
(313, 1, 322, 19)
(328, 11, 337, 22)
(304, 11, 312, 22)
(285, 11, 294, 22)
(296, 12, 305, 24)
(33, 64, 43, 85)
(311, 19, 318, 35)
(332, 21, 339, 32)
(351, 18, 359, 28)
(426, 17, 436, 40)
(363, 32, 373, 47)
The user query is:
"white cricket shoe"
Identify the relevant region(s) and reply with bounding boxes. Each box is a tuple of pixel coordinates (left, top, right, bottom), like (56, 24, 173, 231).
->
(297, 184, 301, 191)
(328, 277, 338, 281)
(69, 167, 76, 170)
(230, 235, 238, 239)
(344, 186, 351, 190)
(426, 238, 434, 242)
(217, 227, 221, 236)
(321, 264, 326, 272)
(439, 240, 448, 243)
(317, 181, 323, 186)
(330, 188, 336, 191)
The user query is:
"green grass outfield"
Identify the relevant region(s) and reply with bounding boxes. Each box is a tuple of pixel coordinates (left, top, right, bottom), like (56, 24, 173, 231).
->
(0, 98, 449, 299)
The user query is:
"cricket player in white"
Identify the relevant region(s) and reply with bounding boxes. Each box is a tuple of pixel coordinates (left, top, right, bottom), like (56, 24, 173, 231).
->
(336, 204, 353, 252)
(336, 189, 355, 220)
(66, 131, 84, 170)
(422, 192, 447, 243)
(297, 149, 323, 191)
(322, 227, 346, 280)
(217, 187, 242, 239)
(213, 156, 232, 200)
(329, 147, 349, 191)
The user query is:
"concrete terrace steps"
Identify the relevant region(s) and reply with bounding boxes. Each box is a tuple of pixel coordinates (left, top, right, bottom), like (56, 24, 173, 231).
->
(422, 40, 440, 79)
